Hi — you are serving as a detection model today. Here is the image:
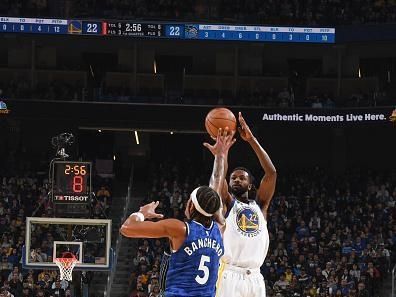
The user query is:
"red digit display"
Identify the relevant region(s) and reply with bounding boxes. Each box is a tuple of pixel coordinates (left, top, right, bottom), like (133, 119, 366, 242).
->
(53, 162, 91, 198)
(73, 176, 84, 193)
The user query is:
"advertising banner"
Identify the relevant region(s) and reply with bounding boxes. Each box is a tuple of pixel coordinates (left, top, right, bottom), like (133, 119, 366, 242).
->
(261, 108, 394, 125)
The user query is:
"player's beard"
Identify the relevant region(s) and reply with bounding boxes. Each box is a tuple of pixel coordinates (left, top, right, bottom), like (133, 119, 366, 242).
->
(230, 185, 248, 197)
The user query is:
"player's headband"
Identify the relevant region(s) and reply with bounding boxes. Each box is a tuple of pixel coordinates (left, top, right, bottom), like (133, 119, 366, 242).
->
(191, 187, 213, 217)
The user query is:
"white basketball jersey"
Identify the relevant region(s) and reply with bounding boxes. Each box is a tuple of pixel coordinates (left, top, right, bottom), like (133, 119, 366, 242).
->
(223, 199, 269, 269)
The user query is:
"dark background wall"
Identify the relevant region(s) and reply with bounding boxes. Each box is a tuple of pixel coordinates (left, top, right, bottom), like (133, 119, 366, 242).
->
(1, 102, 393, 177)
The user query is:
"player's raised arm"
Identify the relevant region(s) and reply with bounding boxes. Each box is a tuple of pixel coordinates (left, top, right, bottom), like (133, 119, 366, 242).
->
(237, 112, 277, 217)
(120, 201, 186, 244)
(204, 128, 236, 227)
(204, 128, 236, 193)
(219, 147, 233, 209)
(204, 129, 234, 213)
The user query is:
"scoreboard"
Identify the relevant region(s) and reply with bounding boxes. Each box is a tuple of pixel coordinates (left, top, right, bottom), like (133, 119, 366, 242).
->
(0, 16, 335, 43)
(51, 161, 92, 217)
(52, 161, 92, 204)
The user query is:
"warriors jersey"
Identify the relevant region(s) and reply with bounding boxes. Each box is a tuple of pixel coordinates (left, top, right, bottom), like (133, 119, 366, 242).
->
(223, 199, 269, 269)
(165, 220, 224, 297)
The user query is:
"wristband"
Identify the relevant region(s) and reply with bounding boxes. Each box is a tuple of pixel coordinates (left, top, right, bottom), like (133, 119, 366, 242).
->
(131, 212, 145, 221)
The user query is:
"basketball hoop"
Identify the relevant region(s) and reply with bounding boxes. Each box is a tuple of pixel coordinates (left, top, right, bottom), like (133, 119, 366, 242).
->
(54, 252, 78, 281)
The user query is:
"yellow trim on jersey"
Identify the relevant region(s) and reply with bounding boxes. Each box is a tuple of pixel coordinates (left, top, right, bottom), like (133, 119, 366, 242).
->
(215, 259, 226, 297)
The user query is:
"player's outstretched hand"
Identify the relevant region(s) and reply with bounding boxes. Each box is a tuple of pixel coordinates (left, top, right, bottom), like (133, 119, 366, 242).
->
(203, 127, 236, 156)
(238, 112, 254, 142)
(139, 201, 164, 220)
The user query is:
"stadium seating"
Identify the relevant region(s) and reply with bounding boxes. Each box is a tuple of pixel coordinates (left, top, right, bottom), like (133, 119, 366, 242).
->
(1, 77, 393, 107)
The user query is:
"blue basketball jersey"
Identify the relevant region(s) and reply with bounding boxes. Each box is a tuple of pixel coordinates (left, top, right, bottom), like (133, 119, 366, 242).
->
(165, 220, 224, 297)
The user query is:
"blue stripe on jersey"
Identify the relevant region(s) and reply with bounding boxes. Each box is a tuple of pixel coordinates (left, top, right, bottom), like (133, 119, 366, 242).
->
(165, 220, 224, 297)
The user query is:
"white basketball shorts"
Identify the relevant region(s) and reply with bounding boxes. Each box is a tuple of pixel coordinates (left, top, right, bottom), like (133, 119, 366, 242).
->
(216, 264, 266, 297)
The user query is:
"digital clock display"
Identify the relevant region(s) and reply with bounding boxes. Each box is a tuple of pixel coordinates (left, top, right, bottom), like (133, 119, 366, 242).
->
(64, 164, 88, 192)
(52, 161, 92, 203)
(105, 21, 164, 37)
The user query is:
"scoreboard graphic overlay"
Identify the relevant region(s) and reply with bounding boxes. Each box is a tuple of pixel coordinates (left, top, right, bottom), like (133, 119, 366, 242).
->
(0, 16, 335, 43)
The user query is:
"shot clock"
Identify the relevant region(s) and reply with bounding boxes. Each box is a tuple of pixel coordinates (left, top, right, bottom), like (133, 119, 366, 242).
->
(52, 161, 92, 204)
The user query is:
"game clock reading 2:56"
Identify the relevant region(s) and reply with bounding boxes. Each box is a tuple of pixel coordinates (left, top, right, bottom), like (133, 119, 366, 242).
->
(52, 161, 92, 203)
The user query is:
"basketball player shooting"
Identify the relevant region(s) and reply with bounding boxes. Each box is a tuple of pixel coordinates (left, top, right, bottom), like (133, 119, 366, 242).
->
(205, 112, 277, 297)
(121, 129, 235, 297)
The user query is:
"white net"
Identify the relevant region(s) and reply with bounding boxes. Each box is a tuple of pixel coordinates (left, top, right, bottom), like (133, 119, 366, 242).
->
(54, 258, 78, 281)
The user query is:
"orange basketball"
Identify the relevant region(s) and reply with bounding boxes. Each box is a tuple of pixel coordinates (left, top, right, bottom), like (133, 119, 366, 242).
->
(205, 108, 237, 139)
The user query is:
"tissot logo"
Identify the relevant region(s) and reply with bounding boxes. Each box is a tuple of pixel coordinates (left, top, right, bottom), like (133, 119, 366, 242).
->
(54, 195, 89, 202)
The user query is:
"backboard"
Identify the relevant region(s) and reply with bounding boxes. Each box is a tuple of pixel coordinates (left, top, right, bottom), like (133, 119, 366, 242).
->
(23, 217, 112, 270)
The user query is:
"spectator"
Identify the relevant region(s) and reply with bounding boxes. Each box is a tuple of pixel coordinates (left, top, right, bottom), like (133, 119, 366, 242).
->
(51, 280, 65, 297)
(7, 267, 22, 283)
(273, 273, 289, 291)
(51, 277, 68, 291)
(284, 266, 293, 283)
(22, 287, 32, 296)
(357, 282, 369, 297)
(296, 220, 310, 239)
(277, 88, 291, 107)
(148, 285, 160, 297)
(312, 97, 323, 108)
(339, 278, 351, 295)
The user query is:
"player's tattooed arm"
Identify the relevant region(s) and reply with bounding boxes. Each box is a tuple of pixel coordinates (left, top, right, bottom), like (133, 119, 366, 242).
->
(211, 148, 233, 213)
(211, 154, 226, 229)
(210, 154, 225, 194)
(204, 128, 235, 191)
(204, 128, 236, 229)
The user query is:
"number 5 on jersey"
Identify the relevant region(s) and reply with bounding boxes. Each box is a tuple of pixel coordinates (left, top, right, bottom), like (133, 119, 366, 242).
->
(195, 255, 210, 284)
